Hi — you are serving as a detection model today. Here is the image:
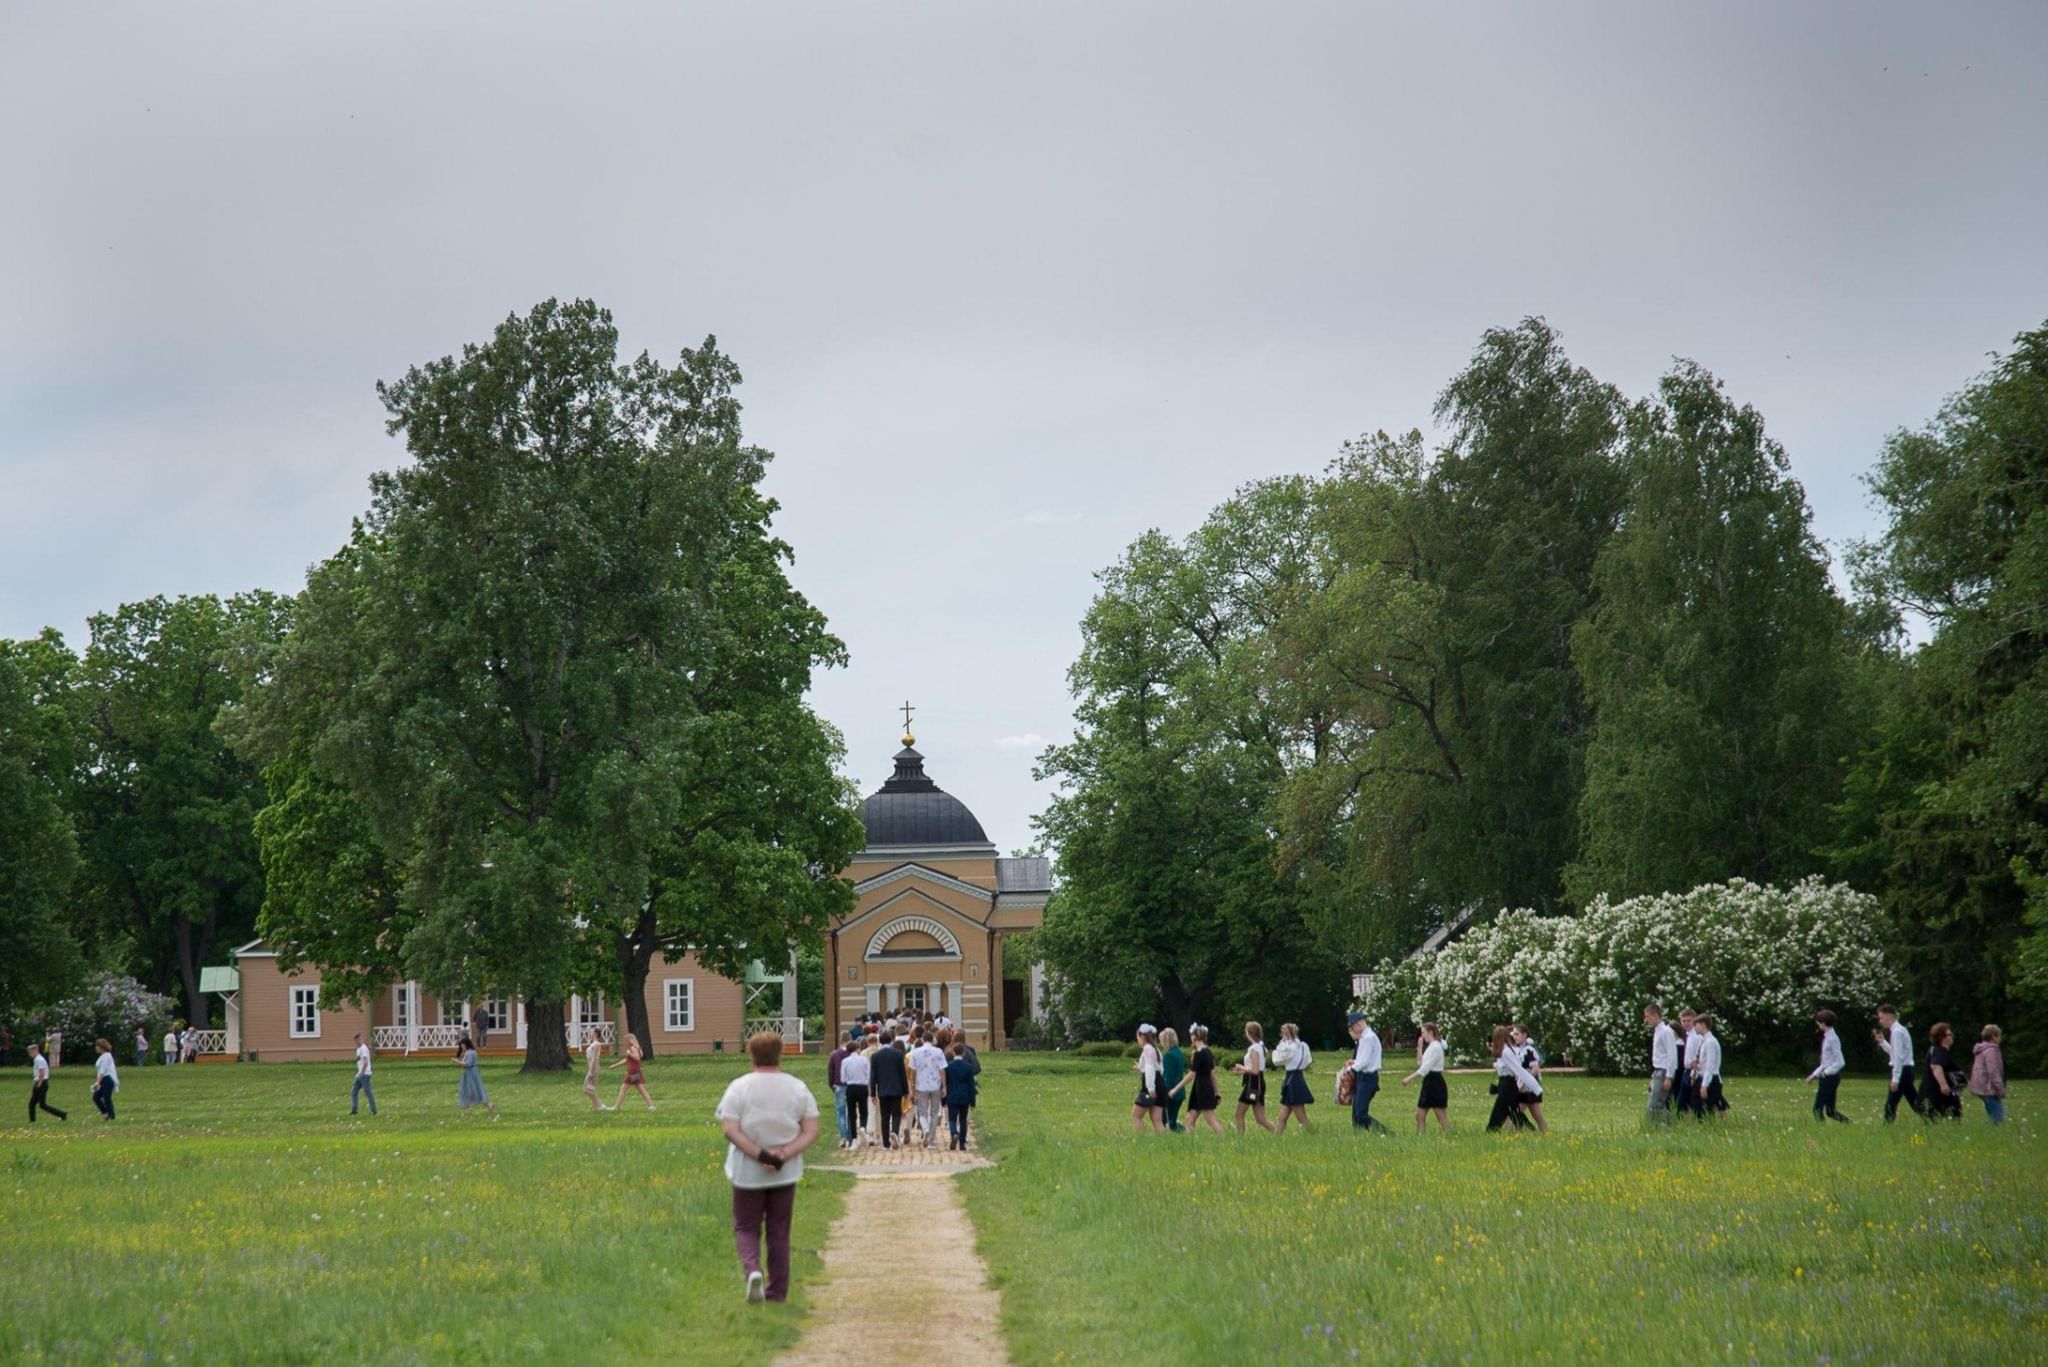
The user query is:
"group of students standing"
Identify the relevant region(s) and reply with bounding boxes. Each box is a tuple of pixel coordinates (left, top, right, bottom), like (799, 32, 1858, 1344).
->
(827, 1014, 981, 1151)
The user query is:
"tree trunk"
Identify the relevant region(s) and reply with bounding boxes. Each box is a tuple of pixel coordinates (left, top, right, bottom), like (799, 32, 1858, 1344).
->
(519, 996, 569, 1071)
(174, 918, 206, 1028)
(618, 928, 656, 1059)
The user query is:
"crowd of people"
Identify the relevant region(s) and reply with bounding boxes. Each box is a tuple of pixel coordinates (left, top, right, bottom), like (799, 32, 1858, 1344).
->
(1117, 1004, 2014, 1136)
(825, 1012, 982, 1152)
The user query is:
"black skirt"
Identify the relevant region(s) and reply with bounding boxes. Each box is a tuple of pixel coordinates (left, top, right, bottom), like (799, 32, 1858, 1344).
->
(1189, 1074, 1220, 1112)
(1419, 1072, 1449, 1109)
(1239, 1071, 1267, 1107)
(1280, 1070, 1314, 1107)
(1135, 1081, 1160, 1108)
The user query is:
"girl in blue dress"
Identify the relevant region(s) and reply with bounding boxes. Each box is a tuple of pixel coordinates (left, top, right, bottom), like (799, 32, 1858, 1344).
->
(456, 1036, 495, 1112)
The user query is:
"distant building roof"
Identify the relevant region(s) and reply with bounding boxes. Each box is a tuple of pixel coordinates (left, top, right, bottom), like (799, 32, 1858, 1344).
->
(994, 856, 1052, 894)
(861, 744, 993, 850)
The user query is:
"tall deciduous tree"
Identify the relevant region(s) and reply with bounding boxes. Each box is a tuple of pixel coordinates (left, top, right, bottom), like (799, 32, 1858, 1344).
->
(1035, 479, 1347, 1036)
(0, 637, 84, 1015)
(70, 594, 284, 1026)
(239, 299, 857, 1069)
(1845, 320, 2048, 1061)
(1568, 362, 1852, 901)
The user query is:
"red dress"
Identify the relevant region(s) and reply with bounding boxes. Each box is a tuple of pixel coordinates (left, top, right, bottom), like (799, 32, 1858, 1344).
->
(625, 1055, 645, 1086)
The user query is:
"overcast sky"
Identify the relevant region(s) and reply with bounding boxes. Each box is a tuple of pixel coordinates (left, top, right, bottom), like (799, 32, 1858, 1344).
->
(4, 3, 2044, 852)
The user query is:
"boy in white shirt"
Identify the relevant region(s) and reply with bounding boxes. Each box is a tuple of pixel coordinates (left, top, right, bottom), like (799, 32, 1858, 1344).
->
(1805, 1009, 1849, 1123)
(1677, 1009, 1703, 1114)
(909, 1032, 948, 1148)
(92, 1038, 121, 1120)
(351, 1032, 378, 1116)
(1644, 1003, 1678, 1124)
(27, 1043, 67, 1122)
(1691, 1016, 1725, 1119)
(1873, 1004, 1925, 1122)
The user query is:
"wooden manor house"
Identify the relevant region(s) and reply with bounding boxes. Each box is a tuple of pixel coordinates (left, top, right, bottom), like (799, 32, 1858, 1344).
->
(213, 728, 1050, 1062)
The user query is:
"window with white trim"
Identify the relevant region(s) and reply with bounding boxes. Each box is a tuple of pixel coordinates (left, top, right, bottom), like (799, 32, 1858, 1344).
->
(663, 979, 694, 1031)
(290, 985, 321, 1038)
(480, 996, 510, 1030)
(577, 996, 605, 1028)
(393, 983, 413, 1030)
(901, 984, 926, 1015)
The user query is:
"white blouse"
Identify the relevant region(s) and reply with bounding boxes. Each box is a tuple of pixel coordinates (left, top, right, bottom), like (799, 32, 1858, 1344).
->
(1416, 1040, 1445, 1075)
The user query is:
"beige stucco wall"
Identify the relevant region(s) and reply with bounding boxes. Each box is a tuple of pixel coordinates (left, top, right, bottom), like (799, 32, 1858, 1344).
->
(634, 950, 748, 1054)
(235, 957, 375, 1062)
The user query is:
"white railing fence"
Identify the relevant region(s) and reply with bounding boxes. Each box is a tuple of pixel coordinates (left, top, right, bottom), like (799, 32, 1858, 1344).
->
(369, 1024, 470, 1054)
(568, 1020, 615, 1047)
(743, 1016, 807, 1053)
(189, 1029, 227, 1055)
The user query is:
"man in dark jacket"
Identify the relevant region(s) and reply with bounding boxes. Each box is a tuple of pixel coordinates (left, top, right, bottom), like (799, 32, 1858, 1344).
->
(869, 1036, 909, 1148)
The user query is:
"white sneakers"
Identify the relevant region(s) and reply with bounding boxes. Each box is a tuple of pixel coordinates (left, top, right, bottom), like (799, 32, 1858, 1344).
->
(745, 1270, 766, 1304)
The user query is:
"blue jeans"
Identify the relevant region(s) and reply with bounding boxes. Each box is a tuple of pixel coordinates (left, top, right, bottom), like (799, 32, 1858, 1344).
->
(832, 1084, 850, 1142)
(351, 1074, 378, 1115)
(1351, 1071, 1386, 1130)
(93, 1078, 116, 1119)
(1977, 1094, 2005, 1124)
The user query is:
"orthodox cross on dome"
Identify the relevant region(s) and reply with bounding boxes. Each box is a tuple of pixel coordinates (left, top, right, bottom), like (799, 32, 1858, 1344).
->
(899, 699, 916, 746)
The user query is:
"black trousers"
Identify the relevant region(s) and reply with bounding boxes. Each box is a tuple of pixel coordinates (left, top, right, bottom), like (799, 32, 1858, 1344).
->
(947, 1103, 971, 1146)
(844, 1084, 869, 1136)
(1694, 1076, 1725, 1118)
(1813, 1072, 1847, 1121)
(1485, 1081, 1527, 1131)
(1884, 1073, 1925, 1122)
(876, 1094, 903, 1146)
(30, 1080, 66, 1122)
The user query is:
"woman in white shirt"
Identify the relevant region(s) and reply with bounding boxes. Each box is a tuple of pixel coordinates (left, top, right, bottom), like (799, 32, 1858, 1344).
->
(1486, 1026, 1538, 1133)
(1273, 1023, 1315, 1132)
(1400, 1022, 1450, 1133)
(1131, 1025, 1164, 1133)
(91, 1038, 120, 1120)
(716, 1032, 821, 1305)
(1231, 1022, 1278, 1134)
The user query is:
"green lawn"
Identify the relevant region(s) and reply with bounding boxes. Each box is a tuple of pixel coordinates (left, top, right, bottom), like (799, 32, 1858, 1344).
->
(3, 1055, 2042, 1364)
(959, 1061, 2047, 1365)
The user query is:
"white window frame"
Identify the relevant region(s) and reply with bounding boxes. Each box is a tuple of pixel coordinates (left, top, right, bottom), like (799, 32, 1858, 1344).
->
(436, 998, 461, 1026)
(901, 984, 927, 1015)
(663, 978, 694, 1032)
(480, 996, 510, 1030)
(393, 983, 413, 1030)
(290, 985, 321, 1039)
(577, 995, 606, 1028)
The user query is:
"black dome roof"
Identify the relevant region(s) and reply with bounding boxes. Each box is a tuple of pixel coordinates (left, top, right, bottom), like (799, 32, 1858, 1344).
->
(861, 745, 990, 848)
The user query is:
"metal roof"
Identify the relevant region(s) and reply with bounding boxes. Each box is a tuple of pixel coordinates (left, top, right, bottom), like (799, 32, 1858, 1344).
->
(861, 745, 991, 849)
(994, 856, 1052, 893)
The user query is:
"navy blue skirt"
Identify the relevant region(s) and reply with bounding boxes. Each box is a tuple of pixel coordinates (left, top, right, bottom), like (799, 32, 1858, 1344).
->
(1280, 1070, 1314, 1106)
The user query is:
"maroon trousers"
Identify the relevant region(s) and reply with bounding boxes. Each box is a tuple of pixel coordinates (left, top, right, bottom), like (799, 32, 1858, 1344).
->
(731, 1183, 797, 1302)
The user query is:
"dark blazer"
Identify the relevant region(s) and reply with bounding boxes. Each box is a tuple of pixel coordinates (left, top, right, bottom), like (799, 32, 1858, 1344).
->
(870, 1044, 909, 1099)
(943, 1057, 978, 1107)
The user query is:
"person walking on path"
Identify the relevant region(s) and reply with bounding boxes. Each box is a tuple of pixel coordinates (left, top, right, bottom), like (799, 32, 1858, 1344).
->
(91, 1039, 119, 1120)
(350, 1033, 378, 1116)
(1806, 1009, 1849, 1123)
(1401, 1022, 1450, 1133)
(942, 1039, 979, 1150)
(909, 1029, 948, 1148)
(1159, 1028, 1188, 1133)
(1273, 1023, 1314, 1132)
(839, 1038, 871, 1147)
(1645, 1004, 1678, 1125)
(27, 1044, 66, 1122)
(869, 1025, 909, 1149)
(1232, 1022, 1277, 1134)
(716, 1031, 820, 1306)
(1925, 1023, 1964, 1120)
(1969, 1025, 2007, 1124)
(826, 1031, 853, 1147)
(1342, 1013, 1390, 1133)
(163, 1026, 179, 1068)
(133, 1027, 149, 1069)
(1132, 1025, 1164, 1133)
(579, 1033, 605, 1111)
(455, 1036, 495, 1112)
(1875, 1004, 1925, 1122)
(1172, 1025, 1225, 1135)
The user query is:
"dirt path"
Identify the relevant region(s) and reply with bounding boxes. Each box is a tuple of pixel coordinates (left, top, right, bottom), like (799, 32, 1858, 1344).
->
(778, 1170, 1007, 1366)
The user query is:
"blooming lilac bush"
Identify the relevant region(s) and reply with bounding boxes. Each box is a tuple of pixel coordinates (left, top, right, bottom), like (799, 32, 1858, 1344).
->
(26, 972, 177, 1064)
(1356, 878, 1894, 1073)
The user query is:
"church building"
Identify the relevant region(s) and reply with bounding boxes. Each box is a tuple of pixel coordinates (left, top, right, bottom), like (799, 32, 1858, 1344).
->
(825, 726, 1049, 1050)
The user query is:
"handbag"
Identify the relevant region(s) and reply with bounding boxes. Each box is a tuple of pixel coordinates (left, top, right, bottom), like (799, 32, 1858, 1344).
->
(1335, 1067, 1355, 1106)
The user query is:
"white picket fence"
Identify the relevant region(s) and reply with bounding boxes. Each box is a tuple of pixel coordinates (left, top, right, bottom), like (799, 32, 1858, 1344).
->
(744, 1016, 807, 1053)
(188, 1029, 227, 1055)
(371, 1024, 469, 1053)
